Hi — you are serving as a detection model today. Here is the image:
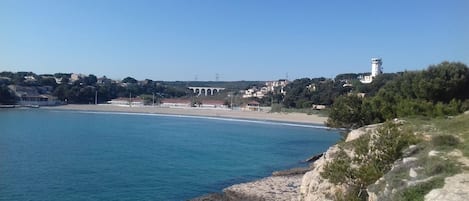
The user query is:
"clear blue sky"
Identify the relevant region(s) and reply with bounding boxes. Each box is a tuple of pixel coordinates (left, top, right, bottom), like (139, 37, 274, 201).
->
(0, 0, 468, 81)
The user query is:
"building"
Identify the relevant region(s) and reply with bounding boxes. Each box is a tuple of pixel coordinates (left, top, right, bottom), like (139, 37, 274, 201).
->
(70, 73, 86, 82)
(107, 97, 144, 107)
(188, 87, 225, 96)
(160, 98, 192, 108)
(243, 79, 289, 98)
(360, 58, 383, 84)
(242, 87, 267, 98)
(371, 58, 383, 77)
(19, 95, 59, 106)
(200, 100, 227, 108)
(8, 85, 59, 106)
(265, 79, 289, 94)
(242, 100, 261, 111)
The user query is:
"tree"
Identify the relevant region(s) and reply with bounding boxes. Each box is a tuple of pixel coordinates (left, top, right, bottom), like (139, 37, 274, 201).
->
(326, 95, 369, 129)
(83, 74, 98, 85)
(122, 77, 138, 84)
(0, 85, 16, 104)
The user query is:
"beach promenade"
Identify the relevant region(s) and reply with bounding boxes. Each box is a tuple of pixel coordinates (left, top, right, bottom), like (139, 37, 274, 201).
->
(43, 104, 327, 125)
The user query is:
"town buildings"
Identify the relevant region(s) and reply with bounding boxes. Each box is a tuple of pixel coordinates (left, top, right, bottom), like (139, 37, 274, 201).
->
(242, 79, 289, 98)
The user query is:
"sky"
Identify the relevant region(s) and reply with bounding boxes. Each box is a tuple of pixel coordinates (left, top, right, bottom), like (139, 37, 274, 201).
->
(0, 0, 468, 81)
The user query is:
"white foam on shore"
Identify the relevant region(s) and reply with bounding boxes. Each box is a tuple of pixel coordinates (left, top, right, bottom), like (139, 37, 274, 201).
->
(52, 110, 332, 130)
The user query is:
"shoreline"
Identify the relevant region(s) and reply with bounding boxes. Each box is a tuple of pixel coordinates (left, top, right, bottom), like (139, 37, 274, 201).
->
(40, 104, 328, 125)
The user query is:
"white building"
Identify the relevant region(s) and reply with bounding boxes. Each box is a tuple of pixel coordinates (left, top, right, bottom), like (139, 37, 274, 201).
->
(265, 79, 289, 94)
(371, 58, 383, 77)
(242, 88, 266, 98)
(108, 97, 144, 107)
(243, 79, 289, 98)
(360, 58, 383, 84)
(70, 73, 86, 82)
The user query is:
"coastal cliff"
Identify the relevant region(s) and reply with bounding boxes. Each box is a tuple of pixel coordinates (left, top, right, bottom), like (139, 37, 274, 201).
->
(298, 124, 377, 201)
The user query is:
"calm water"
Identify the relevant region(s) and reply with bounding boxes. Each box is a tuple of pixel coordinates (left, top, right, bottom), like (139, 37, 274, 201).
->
(0, 109, 339, 201)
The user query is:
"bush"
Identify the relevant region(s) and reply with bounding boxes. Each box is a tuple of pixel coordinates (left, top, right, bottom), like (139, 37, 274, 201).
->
(424, 157, 459, 176)
(321, 122, 420, 201)
(396, 178, 444, 201)
(432, 135, 460, 147)
(321, 149, 353, 184)
(270, 103, 282, 113)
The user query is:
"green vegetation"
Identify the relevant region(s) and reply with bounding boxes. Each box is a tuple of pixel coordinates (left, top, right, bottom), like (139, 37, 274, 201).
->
(0, 85, 16, 104)
(269, 103, 329, 116)
(321, 122, 419, 200)
(283, 77, 350, 108)
(397, 178, 444, 201)
(0, 71, 262, 105)
(321, 114, 469, 201)
(327, 62, 469, 129)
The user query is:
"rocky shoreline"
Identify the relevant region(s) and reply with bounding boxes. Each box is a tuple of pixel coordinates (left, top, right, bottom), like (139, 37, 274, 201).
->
(189, 153, 326, 201)
(189, 124, 386, 201)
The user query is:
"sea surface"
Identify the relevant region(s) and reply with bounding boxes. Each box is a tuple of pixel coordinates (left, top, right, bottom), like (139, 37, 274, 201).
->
(0, 109, 340, 201)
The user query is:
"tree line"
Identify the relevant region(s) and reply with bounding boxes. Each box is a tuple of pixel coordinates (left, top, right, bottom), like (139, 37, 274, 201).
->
(327, 61, 469, 129)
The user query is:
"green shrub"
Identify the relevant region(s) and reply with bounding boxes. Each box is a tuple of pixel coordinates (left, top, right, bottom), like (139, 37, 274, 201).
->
(424, 157, 459, 176)
(396, 178, 444, 201)
(432, 135, 460, 147)
(270, 103, 282, 113)
(321, 122, 420, 201)
(321, 149, 353, 184)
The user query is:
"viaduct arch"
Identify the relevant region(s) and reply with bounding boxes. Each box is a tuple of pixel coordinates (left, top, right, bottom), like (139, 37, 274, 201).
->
(188, 87, 225, 96)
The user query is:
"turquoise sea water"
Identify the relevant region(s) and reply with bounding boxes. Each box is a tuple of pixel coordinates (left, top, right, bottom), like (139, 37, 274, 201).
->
(0, 109, 339, 201)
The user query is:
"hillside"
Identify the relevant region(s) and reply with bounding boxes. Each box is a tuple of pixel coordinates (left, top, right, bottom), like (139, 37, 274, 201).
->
(300, 112, 469, 201)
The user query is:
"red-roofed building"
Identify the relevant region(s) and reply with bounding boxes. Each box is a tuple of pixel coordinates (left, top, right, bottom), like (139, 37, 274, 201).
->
(243, 100, 260, 111)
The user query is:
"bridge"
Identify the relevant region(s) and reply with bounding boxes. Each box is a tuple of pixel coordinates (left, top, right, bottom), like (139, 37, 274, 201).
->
(188, 87, 225, 96)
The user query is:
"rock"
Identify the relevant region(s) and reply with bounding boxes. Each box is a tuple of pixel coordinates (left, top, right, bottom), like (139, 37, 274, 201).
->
(402, 145, 420, 157)
(428, 150, 440, 157)
(407, 176, 435, 187)
(223, 175, 302, 201)
(425, 173, 469, 201)
(409, 168, 417, 178)
(299, 145, 347, 201)
(272, 167, 311, 176)
(403, 157, 418, 164)
(189, 193, 225, 201)
(304, 153, 324, 163)
(345, 124, 380, 142)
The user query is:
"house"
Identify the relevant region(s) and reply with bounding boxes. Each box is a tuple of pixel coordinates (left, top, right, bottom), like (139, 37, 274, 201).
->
(243, 79, 290, 99)
(243, 100, 261, 111)
(242, 87, 266, 98)
(70, 73, 86, 82)
(19, 94, 59, 106)
(108, 97, 144, 107)
(8, 85, 59, 106)
(265, 79, 289, 94)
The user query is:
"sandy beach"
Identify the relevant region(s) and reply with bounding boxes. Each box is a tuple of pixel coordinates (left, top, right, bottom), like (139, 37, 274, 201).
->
(41, 104, 328, 125)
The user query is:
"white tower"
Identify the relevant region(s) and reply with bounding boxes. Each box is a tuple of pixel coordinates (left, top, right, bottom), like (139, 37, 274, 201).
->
(371, 58, 382, 77)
